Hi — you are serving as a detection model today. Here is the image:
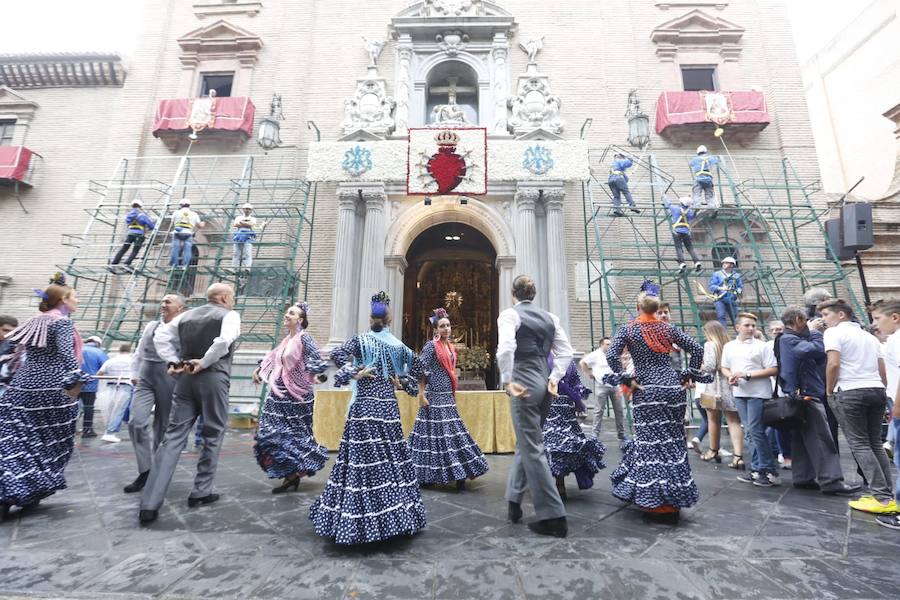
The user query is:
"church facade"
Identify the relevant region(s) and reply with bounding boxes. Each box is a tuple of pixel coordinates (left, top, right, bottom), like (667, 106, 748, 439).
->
(0, 0, 840, 363)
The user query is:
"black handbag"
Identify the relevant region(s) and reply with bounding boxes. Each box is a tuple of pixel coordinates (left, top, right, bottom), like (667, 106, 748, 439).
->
(763, 392, 806, 429)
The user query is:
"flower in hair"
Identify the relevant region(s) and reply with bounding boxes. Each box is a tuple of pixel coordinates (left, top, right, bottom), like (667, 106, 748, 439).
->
(429, 307, 449, 327)
(49, 272, 67, 286)
(371, 291, 390, 305)
(639, 279, 660, 297)
(295, 301, 310, 316)
(32, 287, 49, 301)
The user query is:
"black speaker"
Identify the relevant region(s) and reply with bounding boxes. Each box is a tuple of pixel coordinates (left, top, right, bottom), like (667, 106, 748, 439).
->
(841, 202, 874, 250)
(825, 218, 855, 261)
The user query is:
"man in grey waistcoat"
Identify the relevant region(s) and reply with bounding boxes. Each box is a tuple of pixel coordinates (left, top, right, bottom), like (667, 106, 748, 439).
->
(496, 275, 574, 538)
(123, 294, 185, 494)
(139, 283, 241, 524)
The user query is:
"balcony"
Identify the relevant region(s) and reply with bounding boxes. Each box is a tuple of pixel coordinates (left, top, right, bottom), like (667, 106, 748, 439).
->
(152, 96, 256, 150)
(0, 146, 41, 187)
(655, 90, 769, 143)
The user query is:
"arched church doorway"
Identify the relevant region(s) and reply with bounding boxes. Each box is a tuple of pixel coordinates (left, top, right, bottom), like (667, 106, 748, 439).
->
(402, 222, 498, 389)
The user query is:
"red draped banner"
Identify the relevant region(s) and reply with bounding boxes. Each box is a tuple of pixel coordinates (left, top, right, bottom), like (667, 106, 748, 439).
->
(152, 97, 256, 138)
(655, 91, 770, 135)
(0, 146, 33, 182)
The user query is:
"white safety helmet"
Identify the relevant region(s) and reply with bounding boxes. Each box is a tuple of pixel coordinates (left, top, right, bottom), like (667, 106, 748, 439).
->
(679, 197, 692, 207)
(242, 203, 253, 210)
(131, 200, 143, 208)
(721, 256, 737, 265)
(179, 198, 191, 207)
(696, 145, 708, 155)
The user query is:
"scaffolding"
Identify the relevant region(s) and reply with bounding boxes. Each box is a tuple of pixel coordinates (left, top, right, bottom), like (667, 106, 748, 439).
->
(582, 145, 865, 346)
(60, 152, 317, 411)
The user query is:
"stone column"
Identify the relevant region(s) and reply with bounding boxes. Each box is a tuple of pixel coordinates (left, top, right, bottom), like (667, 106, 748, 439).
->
(495, 256, 517, 313)
(543, 186, 570, 330)
(491, 33, 510, 135)
(394, 36, 413, 135)
(357, 183, 388, 332)
(384, 255, 408, 337)
(514, 184, 541, 284)
(327, 186, 362, 347)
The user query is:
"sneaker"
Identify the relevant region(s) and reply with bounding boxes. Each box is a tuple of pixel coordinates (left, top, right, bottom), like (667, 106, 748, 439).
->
(688, 437, 701, 454)
(876, 515, 900, 530)
(737, 471, 759, 484)
(849, 497, 900, 514)
(694, 262, 703, 273)
(678, 263, 687, 274)
(629, 207, 642, 214)
(612, 209, 626, 217)
(883, 441, 894, 460)
(754, 472, 781, 487)
(101, 433, 121, 443)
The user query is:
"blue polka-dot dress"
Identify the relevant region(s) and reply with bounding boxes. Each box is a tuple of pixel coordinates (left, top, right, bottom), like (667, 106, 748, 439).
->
(602, 320, 709, 509)
(309, 331, 427, 545)
(543, 361, 605, 489)
(253, 332, 329, 479)
(409, 340, 489, 485)
(0, 317, 90, 508)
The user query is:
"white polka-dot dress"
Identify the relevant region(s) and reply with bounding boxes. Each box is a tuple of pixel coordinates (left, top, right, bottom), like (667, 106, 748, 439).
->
(0, 317, 90, 508)
(602, 320, 709, 509)
(309, 332, 427, 545)
(408, 340, 489, 486)
(543, 361, 605, 489)
(253, 332, 329, 479)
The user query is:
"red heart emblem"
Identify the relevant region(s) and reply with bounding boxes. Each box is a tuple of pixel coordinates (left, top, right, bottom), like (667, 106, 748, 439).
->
(427, 147, 467, 193)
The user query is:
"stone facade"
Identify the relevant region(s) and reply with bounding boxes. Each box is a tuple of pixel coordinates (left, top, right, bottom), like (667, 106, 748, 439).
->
(0, 0, 838, 354)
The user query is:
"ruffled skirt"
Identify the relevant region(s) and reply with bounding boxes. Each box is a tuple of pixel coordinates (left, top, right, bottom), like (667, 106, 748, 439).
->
(543, 396, 606, 489)
(309, 395, 426, 545)
(408, 390, 489, 485)
(610, 387, 698, 509)
(0, 387, 79, 506)
(253, 391, 328, 479)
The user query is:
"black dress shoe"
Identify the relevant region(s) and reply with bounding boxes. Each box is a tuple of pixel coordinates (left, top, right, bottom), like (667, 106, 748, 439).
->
(20, 499, 40, 512)
(187, 493, 220, 508)
(81, 429, 97, 439)
(508, 501, 523, 524)
(823, 484, 863, 497)
(456, 479, 466, 491)
(527, 517, 568, 538)
(793, 481, 821, 491)
(124, 471, 149, 494)
(0, 503, 10, 522)
(138, 509, 158, 524)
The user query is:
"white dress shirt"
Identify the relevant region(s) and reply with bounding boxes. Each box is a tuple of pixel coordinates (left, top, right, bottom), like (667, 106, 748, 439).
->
(581, 347, 612, 382)
(154, 309, 241, 369)
(823, 321, 884, 391)
(98, 354, 134, 384)
(495, 301, 574, 384)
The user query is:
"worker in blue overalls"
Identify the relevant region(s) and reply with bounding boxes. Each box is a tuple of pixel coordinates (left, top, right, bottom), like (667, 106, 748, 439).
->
(708, 256, 743, 326)
(608, 152, 641, 217)
(110, 200, 156, 270)
(232, 203, 259, 270)
(663, 196, 703, 274)
(689, 145, 721, 207)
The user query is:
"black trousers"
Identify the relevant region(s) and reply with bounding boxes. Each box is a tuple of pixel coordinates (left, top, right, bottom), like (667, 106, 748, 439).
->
(111, 233, 145, 265)
(79, 391, 97, 430)
(673, 231, 700, 264)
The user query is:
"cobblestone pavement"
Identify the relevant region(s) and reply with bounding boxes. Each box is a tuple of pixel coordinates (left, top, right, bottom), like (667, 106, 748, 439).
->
(0, 424, 897, 600)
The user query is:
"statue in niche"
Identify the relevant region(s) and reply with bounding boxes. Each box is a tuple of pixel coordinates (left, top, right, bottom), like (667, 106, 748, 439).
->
(362, 36, 385, 68)
(430, 78, 473, 126)
(519, 36, 544, 64)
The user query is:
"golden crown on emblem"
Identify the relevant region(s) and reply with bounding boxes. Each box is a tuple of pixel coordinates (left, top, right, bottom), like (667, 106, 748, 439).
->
(434, 130, 460, 146)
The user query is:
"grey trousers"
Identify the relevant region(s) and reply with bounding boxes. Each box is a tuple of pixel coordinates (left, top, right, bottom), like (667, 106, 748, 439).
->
(140, 370, 230, 510)
(505, 391, 566, 521)
(791, 400, 845, 490)
(129, 362, 175, 474)
(828, 388, 893, 501)
(593, 384, 626, 440)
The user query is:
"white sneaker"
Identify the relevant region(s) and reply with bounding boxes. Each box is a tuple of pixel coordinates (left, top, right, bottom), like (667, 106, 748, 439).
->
(101, 433, 121, 443)
(688, 437, 701, 453)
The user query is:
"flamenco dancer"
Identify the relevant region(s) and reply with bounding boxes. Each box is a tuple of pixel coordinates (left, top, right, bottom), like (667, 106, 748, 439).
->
(309, 291, 426, 545)
(543, 354, 605, 498)
(252, 301, 329, 494)
(0, 274, 91, 520)
(409, 308, 489, 490)
(603, 285, 710, 524)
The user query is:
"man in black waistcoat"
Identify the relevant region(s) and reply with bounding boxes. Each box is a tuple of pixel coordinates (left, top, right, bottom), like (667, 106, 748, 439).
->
(139, 283, 241, 524)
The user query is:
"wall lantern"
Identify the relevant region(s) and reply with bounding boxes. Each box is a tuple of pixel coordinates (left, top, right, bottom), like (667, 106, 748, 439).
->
(257, 93, 284, 151)
(626, 89, 650, 150)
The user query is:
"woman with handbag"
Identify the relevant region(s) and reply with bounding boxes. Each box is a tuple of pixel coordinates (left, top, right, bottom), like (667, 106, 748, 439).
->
(698, 321, 745, 468)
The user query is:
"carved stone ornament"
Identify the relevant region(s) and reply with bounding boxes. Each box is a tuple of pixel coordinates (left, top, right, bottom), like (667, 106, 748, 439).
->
(436, 31, 470, 56)
(508, 77, 563, 136)
(432, 102, 471, 127)
(421, 0, 485, 17)
(341, 79, 396, 137)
